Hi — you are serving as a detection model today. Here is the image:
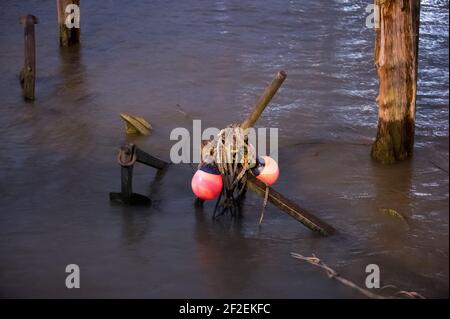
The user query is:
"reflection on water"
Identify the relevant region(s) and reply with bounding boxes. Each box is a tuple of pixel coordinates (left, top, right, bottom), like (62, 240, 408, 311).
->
(0, 0, 448, 297)
(120, 169, 167, 246)
(194, 208, 256, 296)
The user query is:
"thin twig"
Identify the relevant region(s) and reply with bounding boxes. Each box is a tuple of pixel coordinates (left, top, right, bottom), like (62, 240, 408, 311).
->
(291, 252, 425, 299)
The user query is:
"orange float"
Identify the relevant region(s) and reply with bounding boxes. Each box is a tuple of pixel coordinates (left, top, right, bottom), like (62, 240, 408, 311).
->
(191, 163, 223, 200)
(251, 156, 279, 186)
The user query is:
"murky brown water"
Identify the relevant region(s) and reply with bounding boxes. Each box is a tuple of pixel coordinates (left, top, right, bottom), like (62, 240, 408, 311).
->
(0, 0, 448, 298)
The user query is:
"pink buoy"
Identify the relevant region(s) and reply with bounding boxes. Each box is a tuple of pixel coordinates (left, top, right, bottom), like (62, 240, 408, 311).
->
(191, 163, 223, 200)
(252, 156, 279, 186)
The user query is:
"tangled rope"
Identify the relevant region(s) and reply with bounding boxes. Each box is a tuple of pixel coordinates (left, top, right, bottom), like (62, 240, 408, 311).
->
(202, 123, 258, 217)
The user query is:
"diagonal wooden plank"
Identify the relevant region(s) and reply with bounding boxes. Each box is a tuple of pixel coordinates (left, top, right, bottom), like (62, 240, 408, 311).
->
(246, 174, 335, 236)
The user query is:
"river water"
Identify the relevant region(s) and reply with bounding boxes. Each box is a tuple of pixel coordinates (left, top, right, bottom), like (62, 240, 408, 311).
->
(0, 0, 448, 298)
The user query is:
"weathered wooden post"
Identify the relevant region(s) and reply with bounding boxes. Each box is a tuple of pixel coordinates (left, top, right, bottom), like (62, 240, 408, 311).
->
(241, 71, 287, 130)
(56, 0, 80, 47)
(109, 144, 168, 205)
(371, 0, 421, 164)
(19, 15, 38, 101)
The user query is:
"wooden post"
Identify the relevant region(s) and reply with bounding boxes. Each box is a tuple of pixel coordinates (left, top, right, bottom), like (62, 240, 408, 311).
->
(57, 0, 80, 47)
(19, 15, 38, 101)
(371, 0, 421, 164)
(241, 71, 287, 130)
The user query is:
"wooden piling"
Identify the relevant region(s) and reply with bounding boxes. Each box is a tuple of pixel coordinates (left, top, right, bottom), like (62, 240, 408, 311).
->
(56, 0, 80, 47)
(371, 0, 420, 164)
(19, 15, 38, 101)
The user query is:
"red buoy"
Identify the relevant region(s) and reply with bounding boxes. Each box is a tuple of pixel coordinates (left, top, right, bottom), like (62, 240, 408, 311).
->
(251, 156, 279, 186)
(191, 163, 223, 200)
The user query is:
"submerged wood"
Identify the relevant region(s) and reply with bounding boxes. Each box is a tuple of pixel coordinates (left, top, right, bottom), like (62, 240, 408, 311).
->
(19, 15, 38, 101)
(247, 175, 335, 236)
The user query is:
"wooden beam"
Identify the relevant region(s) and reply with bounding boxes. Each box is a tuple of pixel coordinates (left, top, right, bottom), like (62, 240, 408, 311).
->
(246, 174, 335, 236)
(135, 146, 167, 169)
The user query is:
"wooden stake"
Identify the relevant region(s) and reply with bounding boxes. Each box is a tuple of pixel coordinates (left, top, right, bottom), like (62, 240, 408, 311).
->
(371, 0, 420, 164)
(246, 175, 335, 236)
(19, 15, 38, 101)
(57, 0, 80, 47)
(241, 71, 287, 130)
